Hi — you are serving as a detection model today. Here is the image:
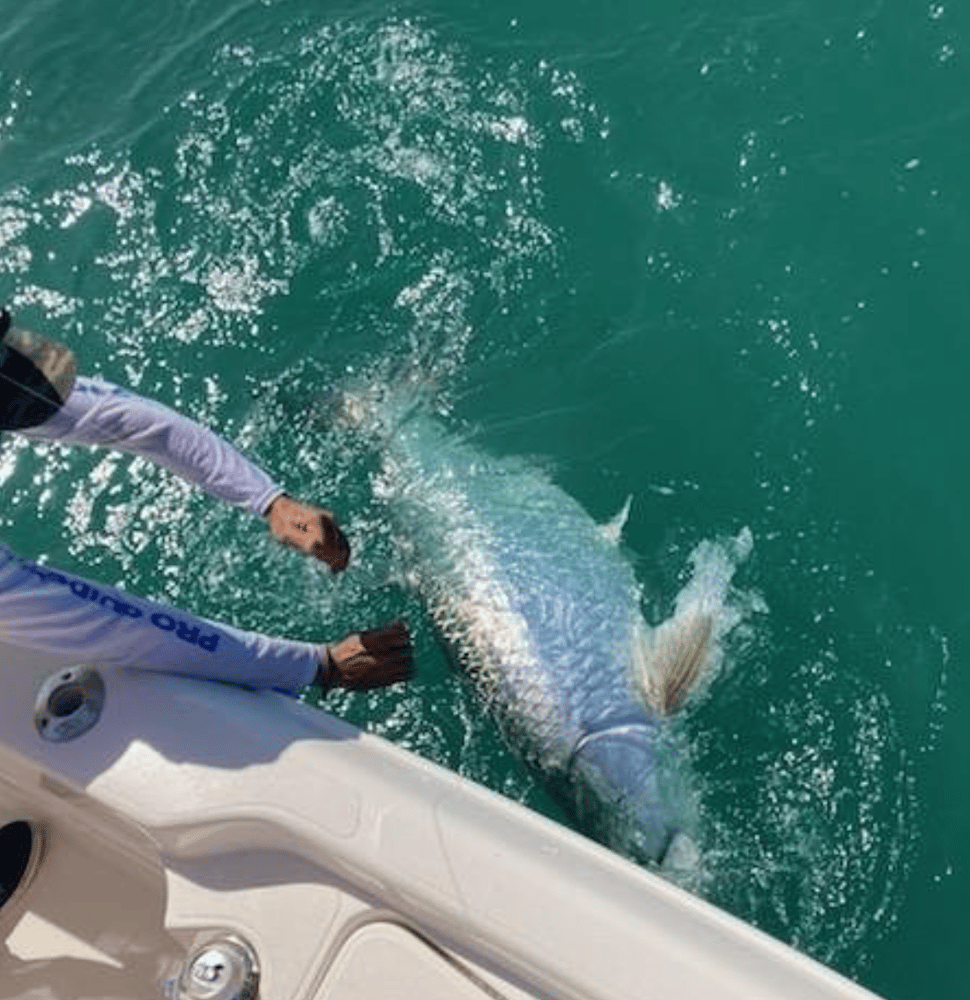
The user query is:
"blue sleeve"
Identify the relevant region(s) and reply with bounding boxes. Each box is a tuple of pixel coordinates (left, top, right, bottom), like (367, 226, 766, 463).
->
(23, 377, 285, 517)
(0, 545, 320, 693)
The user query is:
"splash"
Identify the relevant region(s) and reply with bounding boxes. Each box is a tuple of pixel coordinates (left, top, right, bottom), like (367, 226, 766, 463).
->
(0, 13, 596, 596)
(688, 632, 917, 975)
(665, 527, 764, 692)
(0, 16, 591, 377)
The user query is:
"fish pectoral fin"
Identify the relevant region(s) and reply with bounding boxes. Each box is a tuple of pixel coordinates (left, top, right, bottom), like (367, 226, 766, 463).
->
(598, 494, 633, 545)
(636, 607, 713, 714)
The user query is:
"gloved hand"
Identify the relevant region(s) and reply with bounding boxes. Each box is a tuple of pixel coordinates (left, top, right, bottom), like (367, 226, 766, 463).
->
(265, 494, 351, 573)
(318, 620, 414, 691)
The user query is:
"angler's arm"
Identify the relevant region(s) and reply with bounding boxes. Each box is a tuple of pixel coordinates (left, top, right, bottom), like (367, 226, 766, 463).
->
(0, 548, 412, 693)
(24, 377, 281, 513)
(23, 376, 350, 571)
(0, 546, 320, 693)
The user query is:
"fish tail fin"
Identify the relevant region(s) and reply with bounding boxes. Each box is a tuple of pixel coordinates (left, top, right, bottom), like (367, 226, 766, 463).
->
(634, 607, 714, 715)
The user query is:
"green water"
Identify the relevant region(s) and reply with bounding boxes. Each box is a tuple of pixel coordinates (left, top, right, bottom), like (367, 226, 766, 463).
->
(1, 1, 966, 996)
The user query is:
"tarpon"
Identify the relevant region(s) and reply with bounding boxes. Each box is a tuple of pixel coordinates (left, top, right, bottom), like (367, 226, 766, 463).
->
(346, 387, 741, 866)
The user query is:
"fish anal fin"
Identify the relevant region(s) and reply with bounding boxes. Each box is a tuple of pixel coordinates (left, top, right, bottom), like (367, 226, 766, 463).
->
(661, 831, 700, 874)
(635, 608, 714, 715)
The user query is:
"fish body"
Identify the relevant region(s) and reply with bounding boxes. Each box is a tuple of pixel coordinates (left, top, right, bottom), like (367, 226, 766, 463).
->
(364, 405, 715, 863)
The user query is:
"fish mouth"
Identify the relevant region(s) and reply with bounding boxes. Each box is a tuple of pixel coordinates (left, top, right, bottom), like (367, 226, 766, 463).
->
(568, 717, 684, 865)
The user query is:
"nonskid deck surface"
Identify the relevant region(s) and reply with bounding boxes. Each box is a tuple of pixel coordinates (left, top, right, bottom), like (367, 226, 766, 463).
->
(0, 663, 884, 1000)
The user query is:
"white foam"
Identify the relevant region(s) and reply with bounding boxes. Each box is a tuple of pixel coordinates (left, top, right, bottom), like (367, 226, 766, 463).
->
(667, 527, 765, 687)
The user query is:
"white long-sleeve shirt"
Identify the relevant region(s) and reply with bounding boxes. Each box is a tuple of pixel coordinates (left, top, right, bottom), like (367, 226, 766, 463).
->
(0, 377, 321, 693)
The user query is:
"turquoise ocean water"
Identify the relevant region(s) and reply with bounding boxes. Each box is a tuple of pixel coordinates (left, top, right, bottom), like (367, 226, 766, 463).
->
(1, 1, 966, 996)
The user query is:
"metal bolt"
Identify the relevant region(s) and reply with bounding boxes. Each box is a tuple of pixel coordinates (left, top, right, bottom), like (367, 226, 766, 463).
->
(191, 951, 228, 984)
(179, 938, 258, 1000)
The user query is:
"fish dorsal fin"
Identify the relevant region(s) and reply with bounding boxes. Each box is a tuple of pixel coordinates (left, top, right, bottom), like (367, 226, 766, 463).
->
(599, 495, 633, 545)
(634, 608, 714, 715)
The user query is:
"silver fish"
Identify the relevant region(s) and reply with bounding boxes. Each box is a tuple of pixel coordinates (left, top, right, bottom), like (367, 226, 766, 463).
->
(356, 398, 718, 865)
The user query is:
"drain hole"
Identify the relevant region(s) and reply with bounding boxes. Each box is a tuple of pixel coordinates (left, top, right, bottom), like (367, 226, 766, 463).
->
(49, 684, 85, 718)
(0, 822, 34, 910)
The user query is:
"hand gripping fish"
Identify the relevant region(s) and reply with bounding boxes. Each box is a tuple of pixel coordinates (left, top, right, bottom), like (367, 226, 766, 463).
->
(346, 389, 742, 867)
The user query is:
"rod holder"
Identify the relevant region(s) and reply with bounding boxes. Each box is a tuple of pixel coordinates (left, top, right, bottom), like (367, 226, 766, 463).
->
(34, 665, 105, 743)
